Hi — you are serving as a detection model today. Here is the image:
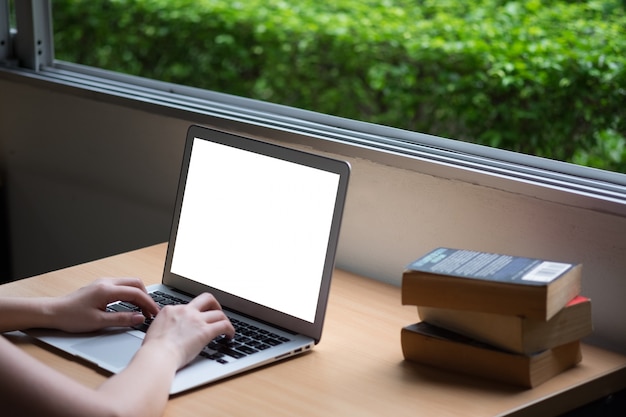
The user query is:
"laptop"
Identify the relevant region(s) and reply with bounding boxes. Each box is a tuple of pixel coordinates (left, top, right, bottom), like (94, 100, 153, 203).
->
(28, 124, 350, 394)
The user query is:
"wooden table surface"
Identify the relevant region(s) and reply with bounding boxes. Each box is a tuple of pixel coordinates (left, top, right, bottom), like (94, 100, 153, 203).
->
(2, 243, 625, 417)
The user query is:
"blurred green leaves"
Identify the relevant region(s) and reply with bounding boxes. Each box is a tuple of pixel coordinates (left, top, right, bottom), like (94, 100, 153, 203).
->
(53, 0, 626, 172)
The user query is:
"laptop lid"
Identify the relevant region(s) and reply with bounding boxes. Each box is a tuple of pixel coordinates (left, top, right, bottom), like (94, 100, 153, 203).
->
(161, 125, 350, 343)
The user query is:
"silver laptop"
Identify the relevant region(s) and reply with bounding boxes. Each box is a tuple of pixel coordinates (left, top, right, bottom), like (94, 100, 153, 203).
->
(28, 124, 350, 394)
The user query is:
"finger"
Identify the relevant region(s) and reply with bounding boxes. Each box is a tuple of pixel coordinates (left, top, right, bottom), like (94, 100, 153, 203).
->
(103, 286, 159, 317)
(201, 309, 229, 324)
(98, 311, 146, 328)
(108, 277, 149, 293)
(200, 312, 235, 338)
(188, 292, 222, 312)
(210, 319, 236, 339)
(201, 310, 235, 336)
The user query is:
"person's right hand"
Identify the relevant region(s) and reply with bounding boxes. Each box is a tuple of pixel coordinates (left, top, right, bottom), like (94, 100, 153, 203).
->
(142, 293, 235, 369)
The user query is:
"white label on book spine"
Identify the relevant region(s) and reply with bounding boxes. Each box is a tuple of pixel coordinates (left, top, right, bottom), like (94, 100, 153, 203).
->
(522, 261, 571, 282)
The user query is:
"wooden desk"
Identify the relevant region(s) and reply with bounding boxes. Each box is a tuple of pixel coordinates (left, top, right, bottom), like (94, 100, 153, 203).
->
(2, 243, 625, 417)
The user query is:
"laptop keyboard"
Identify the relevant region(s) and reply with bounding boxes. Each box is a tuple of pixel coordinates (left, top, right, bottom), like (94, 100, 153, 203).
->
(107, 291, 291, 364)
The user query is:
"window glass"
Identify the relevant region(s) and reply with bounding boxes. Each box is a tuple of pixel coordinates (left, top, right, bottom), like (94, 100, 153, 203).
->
(2, 0, 15, 35)
(52, 0, 626, 173)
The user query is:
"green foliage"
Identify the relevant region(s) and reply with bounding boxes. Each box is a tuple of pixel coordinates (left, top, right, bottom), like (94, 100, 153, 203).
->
(53, 0, 626, 172)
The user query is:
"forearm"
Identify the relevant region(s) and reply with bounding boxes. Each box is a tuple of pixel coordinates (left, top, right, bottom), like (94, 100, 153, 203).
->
(1, 335, 177, 417)
(0, 297, 58, 332)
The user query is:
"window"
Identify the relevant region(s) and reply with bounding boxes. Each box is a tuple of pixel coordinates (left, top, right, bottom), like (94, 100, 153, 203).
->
(2, 0, 625, 209)
(48, 0, 626, 174)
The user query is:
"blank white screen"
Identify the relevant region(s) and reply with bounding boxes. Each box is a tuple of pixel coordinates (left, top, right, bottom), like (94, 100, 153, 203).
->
(170, 138, 340, 323)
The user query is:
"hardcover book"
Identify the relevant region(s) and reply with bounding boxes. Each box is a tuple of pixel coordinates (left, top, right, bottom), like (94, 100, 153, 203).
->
(417, 296, 592, 354)
(401, 322, 582, 388)
(402, 248, 582, 320)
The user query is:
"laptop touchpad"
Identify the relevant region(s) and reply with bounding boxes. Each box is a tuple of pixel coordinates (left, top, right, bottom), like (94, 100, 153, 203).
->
(72, 332, 142, 370)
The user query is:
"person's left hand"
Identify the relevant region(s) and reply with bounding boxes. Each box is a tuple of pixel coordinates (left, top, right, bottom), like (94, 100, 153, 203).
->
(48, 277, 159, 333)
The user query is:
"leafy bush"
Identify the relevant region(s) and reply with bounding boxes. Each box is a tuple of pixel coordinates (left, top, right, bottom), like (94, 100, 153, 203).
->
(53, 0, 626, 172)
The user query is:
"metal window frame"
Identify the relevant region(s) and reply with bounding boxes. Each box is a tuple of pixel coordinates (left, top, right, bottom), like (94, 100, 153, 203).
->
(0, 0, 12, 63)
(9, 0, 53, 70)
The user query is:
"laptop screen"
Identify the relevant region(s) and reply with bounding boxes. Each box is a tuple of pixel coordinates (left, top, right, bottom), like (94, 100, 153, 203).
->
(170, 135, 342, 323)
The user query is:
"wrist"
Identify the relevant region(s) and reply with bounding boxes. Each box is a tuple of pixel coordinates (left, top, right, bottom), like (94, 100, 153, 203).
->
(0, 296, 58, 332)
(34, 297, 61, 329)
(137, 339, 181, 372)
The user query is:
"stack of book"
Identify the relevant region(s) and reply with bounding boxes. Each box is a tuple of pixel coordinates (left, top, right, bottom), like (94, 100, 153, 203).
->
(400, 247, 592, 388)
